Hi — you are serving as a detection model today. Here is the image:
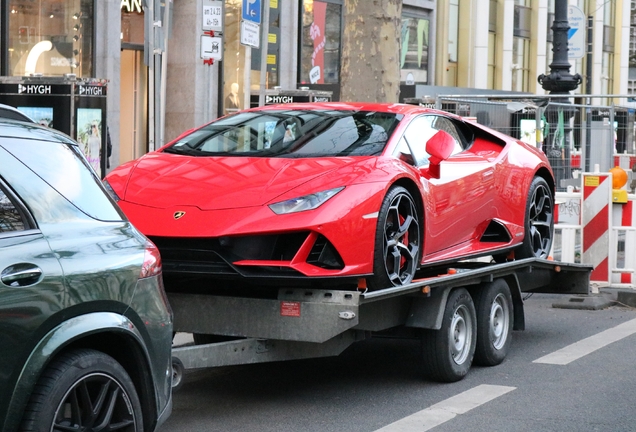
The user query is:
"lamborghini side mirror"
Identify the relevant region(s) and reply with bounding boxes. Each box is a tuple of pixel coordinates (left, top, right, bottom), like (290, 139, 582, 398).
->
(425, 130, 455, 179)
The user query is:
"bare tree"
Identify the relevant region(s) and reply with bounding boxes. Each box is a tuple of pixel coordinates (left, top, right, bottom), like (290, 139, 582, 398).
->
(340, 0, 402, 103)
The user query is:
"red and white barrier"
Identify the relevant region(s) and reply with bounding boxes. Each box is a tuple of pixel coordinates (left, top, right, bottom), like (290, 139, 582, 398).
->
(552, 172, 636, 288)
(611, 198, 636, 287)
(581, 173, 612, 285)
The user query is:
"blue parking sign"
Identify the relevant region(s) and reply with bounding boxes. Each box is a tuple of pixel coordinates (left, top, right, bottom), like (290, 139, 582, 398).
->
(242, 0, 261, 24)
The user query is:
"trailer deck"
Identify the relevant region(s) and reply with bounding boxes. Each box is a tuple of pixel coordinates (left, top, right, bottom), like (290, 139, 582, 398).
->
(170, 258, 592, 387)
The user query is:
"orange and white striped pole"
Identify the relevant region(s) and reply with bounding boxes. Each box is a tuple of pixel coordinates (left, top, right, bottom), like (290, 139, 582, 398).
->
(581, 172, 612, 285)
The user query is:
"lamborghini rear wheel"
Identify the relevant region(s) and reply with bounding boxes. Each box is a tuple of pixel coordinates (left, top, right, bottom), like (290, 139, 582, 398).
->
(368, 186, 421, 291)
(516, 177, 554, 260)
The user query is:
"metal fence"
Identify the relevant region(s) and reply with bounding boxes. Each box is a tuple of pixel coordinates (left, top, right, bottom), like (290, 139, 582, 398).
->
(406, 94, 636, 192)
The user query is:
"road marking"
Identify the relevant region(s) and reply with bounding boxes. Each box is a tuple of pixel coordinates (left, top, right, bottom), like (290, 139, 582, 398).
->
(534, 317, 636, 365)
(374, 384, 516, 432)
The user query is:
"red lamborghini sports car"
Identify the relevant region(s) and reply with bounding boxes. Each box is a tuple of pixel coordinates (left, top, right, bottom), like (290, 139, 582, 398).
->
(104, 102, 554, 292)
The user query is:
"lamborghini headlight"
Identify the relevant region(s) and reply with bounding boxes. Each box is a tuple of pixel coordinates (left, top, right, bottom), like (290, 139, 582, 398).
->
(268, 187, 344, 215)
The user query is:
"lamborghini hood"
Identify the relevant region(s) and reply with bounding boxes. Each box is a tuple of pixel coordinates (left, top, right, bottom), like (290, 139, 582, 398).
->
(119, 152, 366, 210)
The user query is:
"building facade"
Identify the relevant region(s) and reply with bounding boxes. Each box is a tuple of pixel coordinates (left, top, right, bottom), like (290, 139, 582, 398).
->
(0, 0, 631, 171)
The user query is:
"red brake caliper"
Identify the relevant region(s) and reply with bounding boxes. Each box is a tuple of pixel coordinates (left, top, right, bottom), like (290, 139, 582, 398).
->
(399, 214, 407, 268)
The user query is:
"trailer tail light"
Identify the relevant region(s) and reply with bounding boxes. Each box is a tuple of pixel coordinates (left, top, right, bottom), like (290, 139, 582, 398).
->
(140, 240, 163, 279)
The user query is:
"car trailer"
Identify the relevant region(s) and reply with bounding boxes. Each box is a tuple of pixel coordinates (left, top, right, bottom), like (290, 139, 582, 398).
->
(170, 258, 592, 388)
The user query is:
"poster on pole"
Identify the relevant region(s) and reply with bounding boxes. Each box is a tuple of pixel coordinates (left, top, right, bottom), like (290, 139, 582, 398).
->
(240, 20, 260, 48)
(201, 35, 223, 60)
(567, 5, 585, 59)
(202, 0, 223, 33)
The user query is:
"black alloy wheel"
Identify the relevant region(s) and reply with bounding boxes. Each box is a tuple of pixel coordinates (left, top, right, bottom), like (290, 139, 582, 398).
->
(516, 176, 554, 259)
(20, 349, 143, 432)
(368, 186, 421, 291)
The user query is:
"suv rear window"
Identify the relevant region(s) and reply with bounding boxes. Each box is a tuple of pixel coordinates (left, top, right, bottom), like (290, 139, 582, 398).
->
(2, 139, 123, 222)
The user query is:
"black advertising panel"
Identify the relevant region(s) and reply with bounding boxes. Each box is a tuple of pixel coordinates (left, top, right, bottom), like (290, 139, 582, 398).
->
(250, 89, 332, 108)
(0, 83, 72, 133)
(0, 77, 108, 178)
(75, 83, 108, 177)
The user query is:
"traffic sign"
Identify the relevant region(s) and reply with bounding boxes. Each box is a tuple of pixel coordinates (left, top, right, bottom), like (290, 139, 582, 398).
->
(567, 5, 585, 59)
(201, 35, 223, 60)
(240, 20, 260, 48)
(202, 0, 223, 33)
(242, 0, 261, 24)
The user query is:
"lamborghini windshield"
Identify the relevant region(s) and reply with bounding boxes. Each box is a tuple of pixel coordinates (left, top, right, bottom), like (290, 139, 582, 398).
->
(163, 109, 403, 157)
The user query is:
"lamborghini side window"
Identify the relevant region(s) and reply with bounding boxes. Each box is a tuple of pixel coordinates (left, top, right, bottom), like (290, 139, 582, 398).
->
(397, 116, 436, 166)
(397, 115, 466, 167)
(0, 184, 26, 233)
(429, 116, 466, 153)
(168, 110, 400, 157)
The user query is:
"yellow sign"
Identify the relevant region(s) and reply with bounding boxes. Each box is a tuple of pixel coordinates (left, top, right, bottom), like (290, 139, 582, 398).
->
(267, 54, 276, 65)
(584, 176, 600, 187)
(268, 33, 277, 44)
(271, 0, 278, 8)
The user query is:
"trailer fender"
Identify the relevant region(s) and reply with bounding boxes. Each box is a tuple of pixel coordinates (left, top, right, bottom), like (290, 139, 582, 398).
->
(405, 275, 525, 331)
(501, 273, 525, 331)
(405, 287, 452, 330)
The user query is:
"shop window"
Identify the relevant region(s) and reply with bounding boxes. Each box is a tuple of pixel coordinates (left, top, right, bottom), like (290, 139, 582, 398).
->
(299, 0, 342, 86)
(7, 0, 94, 77)
(400, 12, 429, 85)
(512, 37, 530, 92)
(489, 0, 497, 32)
(601, 52, 613, 101)
(251, 0, 280, 88)
(513, 5, 531, 38)
(488, 32, 496, 89)
(222, 0, 281, 115)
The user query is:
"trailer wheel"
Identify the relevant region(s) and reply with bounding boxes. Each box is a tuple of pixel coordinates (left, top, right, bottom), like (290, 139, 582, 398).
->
(172, 356, 185, 392)
(421, 288, 476, 382)
(472, 279, 513, 366)
(368, 186, 421, 291)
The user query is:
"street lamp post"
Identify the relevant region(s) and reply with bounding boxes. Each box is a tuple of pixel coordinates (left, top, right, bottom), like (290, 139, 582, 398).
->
(537, 0, 582, 190)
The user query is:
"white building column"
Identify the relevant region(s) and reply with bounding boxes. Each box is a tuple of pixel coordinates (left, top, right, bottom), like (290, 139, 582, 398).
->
(617, 0, 631, 98)
(471, 0, 490, 89)
(501, 0, 515, 90)
(591, 4, 604, 95)
(534, 0, 548, 94)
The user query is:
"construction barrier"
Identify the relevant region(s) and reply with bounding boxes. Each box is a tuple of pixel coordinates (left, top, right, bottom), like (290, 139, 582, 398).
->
(581, 172, 612, 285)
(552, 172, 636, 288)
(611, 197, 636, 288)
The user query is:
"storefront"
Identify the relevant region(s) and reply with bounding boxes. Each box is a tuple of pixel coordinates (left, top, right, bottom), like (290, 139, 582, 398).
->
(2, 0, 94, 77)
(1, 0, 436, 170)
(120, 0, 147, 164)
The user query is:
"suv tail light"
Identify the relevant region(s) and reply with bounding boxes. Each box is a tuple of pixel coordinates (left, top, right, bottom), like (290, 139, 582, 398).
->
(140, 240, 162, 278)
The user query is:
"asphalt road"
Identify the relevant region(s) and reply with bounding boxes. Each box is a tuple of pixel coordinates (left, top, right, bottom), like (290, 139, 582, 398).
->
(162, 293, 636, 432)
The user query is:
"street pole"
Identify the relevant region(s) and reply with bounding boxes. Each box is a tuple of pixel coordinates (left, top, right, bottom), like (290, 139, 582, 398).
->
(258, 0, 271, 107)
(537, 0, 582, 190)
(585, 15, 593, 172)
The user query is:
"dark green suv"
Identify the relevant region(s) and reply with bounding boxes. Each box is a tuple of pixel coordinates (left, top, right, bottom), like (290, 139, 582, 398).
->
(0, 120, 173, 431)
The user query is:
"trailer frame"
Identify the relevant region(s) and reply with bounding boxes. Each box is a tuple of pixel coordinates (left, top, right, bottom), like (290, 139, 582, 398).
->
(170, 258, 592, 387)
